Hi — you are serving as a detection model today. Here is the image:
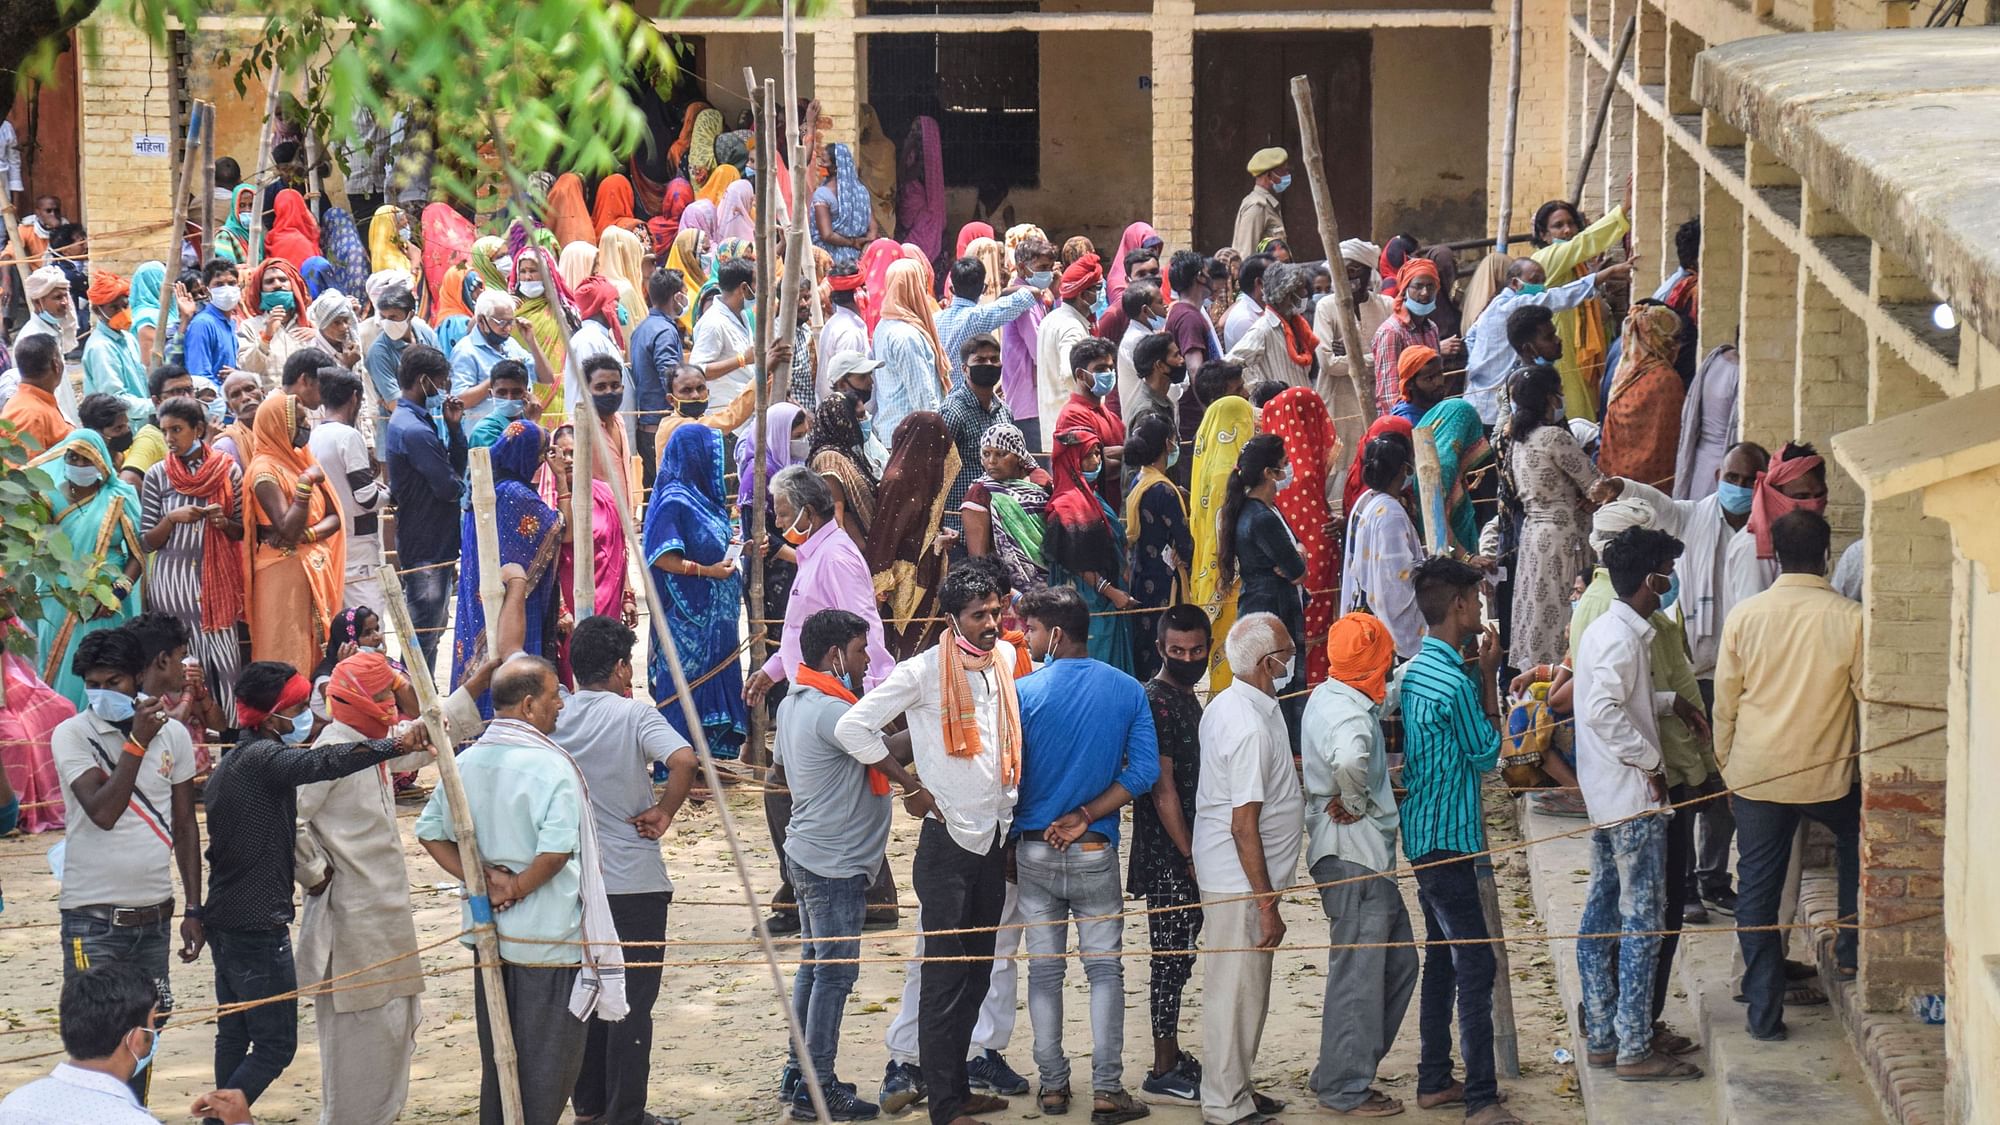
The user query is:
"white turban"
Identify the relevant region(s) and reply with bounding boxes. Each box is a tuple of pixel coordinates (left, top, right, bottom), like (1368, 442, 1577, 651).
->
(474, 288, 519, 320)
(364, 268, 417, 311)
(1589, 496, 1655, 554)
(307, 288, 355, 331)
(1339, 239, 1380, 270)
(25, 266, 70, 300)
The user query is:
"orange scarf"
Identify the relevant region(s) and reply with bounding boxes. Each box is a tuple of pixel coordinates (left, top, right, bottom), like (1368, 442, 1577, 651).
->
(1280, 313, 1319, 368)
(794, 665, 890, 795)
(937, 634, 1021, 785)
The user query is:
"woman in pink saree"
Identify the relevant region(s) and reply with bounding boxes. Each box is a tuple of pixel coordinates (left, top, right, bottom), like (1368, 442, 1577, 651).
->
(536, 423, 633, 686)
(1, 624, 75, 833)
(896, 115, 945, 267)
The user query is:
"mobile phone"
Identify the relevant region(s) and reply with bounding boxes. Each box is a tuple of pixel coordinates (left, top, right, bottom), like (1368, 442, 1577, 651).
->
(722, 541, 743, 567)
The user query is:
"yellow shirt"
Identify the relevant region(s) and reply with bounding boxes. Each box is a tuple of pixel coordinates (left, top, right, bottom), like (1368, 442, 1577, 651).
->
(125, 423, 167, 476)
(1712, 573, 1862, 804)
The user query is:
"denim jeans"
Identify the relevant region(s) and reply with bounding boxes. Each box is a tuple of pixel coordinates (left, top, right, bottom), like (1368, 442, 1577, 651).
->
(401, 563, 456, 671)
(60, 910, 174, 1103)
(1411, 850, 1499, 1114)
(209, 927, 300, 1112)
(1733, 785, 1860, 1038)
(1017, 839, 1126, 1094)
(788, 863, 870, 1080)
(1576, 816, 1667, 1063)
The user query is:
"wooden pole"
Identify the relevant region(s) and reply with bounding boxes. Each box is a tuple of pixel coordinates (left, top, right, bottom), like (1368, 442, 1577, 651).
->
(1286, 75, 1375, 426)
(1477, 850, 1522, 1077)
(745, 75, 777, 770)
(1569, 13, 1638, 207)
(1495, 0, 1525, 254)
(200, 103, 217, 270)
(780, 3, 822, 332)
(568, 347, 599, 617)
(142, 102, 206, 369)
(246, 69, 285, 265)
(376, 565, 526, 1125)
(468, 447, 507, 645)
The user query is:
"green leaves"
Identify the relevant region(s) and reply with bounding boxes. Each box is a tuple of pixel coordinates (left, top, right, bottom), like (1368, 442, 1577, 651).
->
(0, 427, 121, 658)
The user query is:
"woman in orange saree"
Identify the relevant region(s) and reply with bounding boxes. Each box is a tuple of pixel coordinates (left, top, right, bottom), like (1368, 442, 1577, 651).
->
(245, 394, 346, 677)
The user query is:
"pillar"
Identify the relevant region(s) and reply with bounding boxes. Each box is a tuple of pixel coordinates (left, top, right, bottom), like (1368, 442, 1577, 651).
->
(813, 0, 863, 146)
(1150, 0, 1195, 249)
(79, 16, 177, 276)
(1794, 273, 1866, 541)
(1734, 214, 1793, 449)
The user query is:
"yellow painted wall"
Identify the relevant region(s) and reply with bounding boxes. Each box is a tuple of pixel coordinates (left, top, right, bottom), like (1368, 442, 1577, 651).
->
(692, 34, 819, 121)
(1369, 27, 1491, 242)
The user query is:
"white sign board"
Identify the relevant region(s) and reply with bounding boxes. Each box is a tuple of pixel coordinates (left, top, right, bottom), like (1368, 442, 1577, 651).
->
(132, 134, 170, 158)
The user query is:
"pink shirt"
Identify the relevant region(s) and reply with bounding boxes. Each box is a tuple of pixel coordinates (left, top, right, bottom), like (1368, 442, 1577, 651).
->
(761, 519, 896, 688)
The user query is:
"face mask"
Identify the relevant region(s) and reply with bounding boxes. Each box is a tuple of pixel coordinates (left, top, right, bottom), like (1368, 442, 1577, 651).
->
(616, 305, 631, 326)
(675, 397, 707, 418)
(38, 308, 63, 328)
(859, 416, 875, 440)
(592, 392, 623, 418)
(1716, 480, 1755, 516)
(1404, 296, 1437, 317)
(1167, 360, 1188, 384)
(86, 688, 136, 722)
(424, 392, 445, 415)
(519, 280, 546, 299)
(847, 383, 874, 404)
(260, 290, 297, 312)
(1268, 651, 1296, 683)
(382, 317, 411, 341)
(65, 462, 103, 488)
(204, 397, 227, 424)
(1274, 465, 1294, 491)
(108, 432, 134, 455)
(967, 363, 1002, 389)
(789, 436, 810, 462)
(1147, 314, 1167, 331)
(1167, 443, 1181, 469)
(1082, 464, 1102, 483)
(1274, 174, 1293, 193)
(130, 1028, 159, 1078)
(208, 285, 241, 312)
(182, 438, 205, 459)
(279, 708, 315, 744)
(481, 325, 510, 347)
(358, 644, 382, 654)
(1654, 571, 1681, 610)
(1027, 270, 1054, 289)
(1517, 283, 1547, 296)
(1532, 353, 1555, 367)
(1161, 654, 1206, 688)
(1090, 369, 1115, 397)
(783, 511, 811, 546)
(492, 397, 525, 419)
(1198, 295, 1212, 310)
(108, 309, 134, 332)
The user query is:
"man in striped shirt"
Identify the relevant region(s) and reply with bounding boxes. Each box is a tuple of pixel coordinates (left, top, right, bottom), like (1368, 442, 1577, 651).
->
(1397, 558, 1515, 1125)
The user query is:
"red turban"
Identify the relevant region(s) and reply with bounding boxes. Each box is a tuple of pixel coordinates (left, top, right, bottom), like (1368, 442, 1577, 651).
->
(829, 270, 865, 293)
(1397, 344, 1440, 393)
(1058, 253, 1103, 302)
(573, 276, 627, 349)
(87, 270, 130, 307)
(235, 673, 312, 731)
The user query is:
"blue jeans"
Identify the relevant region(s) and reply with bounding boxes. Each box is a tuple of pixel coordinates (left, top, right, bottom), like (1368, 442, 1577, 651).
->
(60, 909, 174, 1104)
(1577, 816, 1667, 1062)
(789, 863, 870, 1079)
(1017, 839, 1126, 1094)
(209, 927, 299, 1111)
(1411, 851, 1499, 1113)
(401, 563, 456, 671)
(1733, 786, 1859, 1038)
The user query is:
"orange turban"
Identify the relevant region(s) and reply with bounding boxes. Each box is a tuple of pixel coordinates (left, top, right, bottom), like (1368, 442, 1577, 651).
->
(327, 652, 405, 739)
(87, 270, 130, 307)
(1394, 257, 1440, 314)
(1396, 344, 1440, 394)
(1326, 612, 1396, 703)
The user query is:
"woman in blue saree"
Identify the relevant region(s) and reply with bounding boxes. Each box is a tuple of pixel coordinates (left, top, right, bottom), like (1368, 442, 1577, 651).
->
(1041, 426, 1136, 674)
(644, 424, 747, 758)
(1418, 395, 1493, 555)
(27, 430, 145, 707)
(451, 419, 564, 715)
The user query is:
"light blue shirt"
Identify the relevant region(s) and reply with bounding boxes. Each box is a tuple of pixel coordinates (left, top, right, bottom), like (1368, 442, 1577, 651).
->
(935, 289, 1041, 389)
(449, 329, 534, 424)
(1462, 274, 1598, 425)
(364, 319, 440, 447)
(0, 1063, 175, 1124)
(415, 734, 584, 965)
(871, 319, 942, 443)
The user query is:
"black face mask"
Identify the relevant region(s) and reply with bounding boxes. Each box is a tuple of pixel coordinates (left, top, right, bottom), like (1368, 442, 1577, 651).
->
(846, 383, 874, 404)
(591, 392, 623, 418)
(108, 431, 135, 454)
(676, 398, 708, 418)
(1166, 360, 1188, 385)
(967, 363, 1002, 389)
(1160, 654, 1207, 688)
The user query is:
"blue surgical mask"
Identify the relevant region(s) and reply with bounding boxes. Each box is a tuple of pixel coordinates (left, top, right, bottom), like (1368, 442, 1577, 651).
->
(1657, 571, 1681, 610)
(1404, 296, 1437, 317)
(1091, 369, 1115, 397)
(1716, 480, 1755, 516)
(131, 1028, 159, 1078)
(1274, 174, 1293, 193)
(1167, 444, 1181, 469)
(358, 644, 382, 654)
(282, 708, 316, 745)
(1517, 283, 1546, 296)
(424, 393, 444, 415)
(1082, 465, 1102, 483)
(493, 397, 525, 419)
(204, 397, 227, 424)
(1532, 354, 1555, 367)
(1275, 465, 1294, 491)
(38, 309, 61, 328)
(1147, 315, 1166, 331)
(86, 688, 136, 722)
(65, 462, 103, 488)
(1027, 270, 1054, 289)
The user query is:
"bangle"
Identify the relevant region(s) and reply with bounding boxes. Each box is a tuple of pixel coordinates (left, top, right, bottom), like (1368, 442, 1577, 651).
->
(901, 785, 927, 800)
(184, 905, 203, 920)
(121, 738, 147, 759)
(1094, 577, 1111, 593)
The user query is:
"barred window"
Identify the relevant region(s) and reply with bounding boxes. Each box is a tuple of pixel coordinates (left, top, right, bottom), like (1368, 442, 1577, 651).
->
(866, 2, 1040, 190)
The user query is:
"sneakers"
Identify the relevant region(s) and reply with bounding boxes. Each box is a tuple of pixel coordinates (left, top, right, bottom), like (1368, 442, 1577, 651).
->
(1139, 1053, 1201, 1103)
(966, 1049, 1030, 1096)
(1701, 889, 1737, 917)
(765, 910, 802, 936)
(792, 1077, 881, 1121)
(781, 1063, 801, 1104)
(878, 1060, 927, 1114)
(1683, 899, 1710, 924)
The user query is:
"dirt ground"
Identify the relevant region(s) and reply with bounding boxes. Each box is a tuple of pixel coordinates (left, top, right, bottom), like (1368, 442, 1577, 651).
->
(0, 777, 1585, 1124)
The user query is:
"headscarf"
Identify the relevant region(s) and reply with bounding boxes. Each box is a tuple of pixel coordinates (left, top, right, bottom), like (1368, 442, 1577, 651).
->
(1378, 234, 1419, 297)
(558, 240, 600, 292)
(667, 102, 713, 176)
(573, 275, 627, 350)
(1422, 245, 1464, 337)
(300, 256, 335, 298)
(648, 178, 695, 257)
(264, 189, 321, 269)
(877, 259, 950, 391)
(128, 261, 175, 336)
(1747, 446, 1826, 560)
(506, 222, 580, 381)
(1393, 257, 1440, 317)
(1609, 303, 1682, 402)
(242, 258, 311, 324)
(955, 222, 995, 260)
(965, 238, 1007, 302)
(678, 199, 719, 246)
(974, 422, 1048, 591)
(591, 173, 639, 238)
(246, 395, 346, 635)
(866, 412, 959, 634)
(735, 401, 807, 507)
(85, 270, 129, 308)
(855, 105, 900, 238)
(1264, 386, 1339, 684)
(545, 173, 596, 247)
(1325, 611, 1395, 703)
(666, 230, 710, 330)
(815, 143, 874, 262)
(688, 108, 725, 186)
(1339, 238, 1381, 274)
(368, 205, 413, 274)
(1106, 221, 1161, 304)
(307, 288, 358, 341)
(420, 203, 476, 312)
(312, 607, 375, 686)
(714, 130, 751, 172)
(1458, 252, 1511, 331)
(809, 390, 878, 488)
(1058, 253, 1104, 303)
(696, 163, 741, 209)
(319, 207, 370, 299)
(1343, 414, 1414, 518)
(1004, 223, 1046, 270)
(597, 226, 649, 329)
(854, 238, 902, 330)
(327, 651, 403, 739)
(468, 236, 509, 295)
(716, 179, 756, 244)
(1043, 427, 1122, 580)
(1397, 344, 1440, 397)
(217, 183, 259, 263)
(896, 116, 946, 264)
(1061, 236, 1096, 269)
(161, 431, 247, 631)
(432, 264, 474, 325)
(1190, 395, 1255, 689)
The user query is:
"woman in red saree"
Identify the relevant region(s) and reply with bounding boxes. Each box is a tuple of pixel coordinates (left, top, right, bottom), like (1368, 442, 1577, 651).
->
(1263, 386, 1341, 685)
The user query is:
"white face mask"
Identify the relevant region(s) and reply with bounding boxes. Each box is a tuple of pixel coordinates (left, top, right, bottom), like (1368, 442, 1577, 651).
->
(382, 317, 411, 341)
(207, 284, 241, 312)
(519, 280, 546, 299)
(1267, 651, 1296, 685)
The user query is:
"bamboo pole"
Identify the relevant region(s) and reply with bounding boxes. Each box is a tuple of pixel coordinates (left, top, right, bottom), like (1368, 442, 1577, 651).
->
(246, 70, 285, 266)
(745, 75, 777, 770)
(1286, 75, 1375, 426)
(780, 4, 822, 332)
(1477, 850, 1521, 1077)
(568, 349, 599, 616)
(468, 447, 507, 644)
(200, 103, 217, 270)
(1495, 0, 1525, 254)
(1569, 13, 1638, 207)
(376, 565, 525, 1125)
(142, 102, 206, 369)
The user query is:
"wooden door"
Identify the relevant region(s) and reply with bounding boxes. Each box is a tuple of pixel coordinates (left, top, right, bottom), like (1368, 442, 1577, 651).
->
(1193, 32, 1371, 260)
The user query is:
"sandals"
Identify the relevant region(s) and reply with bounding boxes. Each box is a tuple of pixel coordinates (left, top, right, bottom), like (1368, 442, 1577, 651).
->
(1040, 1086, 1072, 1115)
(1091, 1088, 1152, 1124)
(1320, 1089, 1405, 1117)
(1616, 1053, 1705, 1082)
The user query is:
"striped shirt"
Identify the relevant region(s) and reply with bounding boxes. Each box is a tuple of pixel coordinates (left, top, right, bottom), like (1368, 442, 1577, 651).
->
(1398, 635, 1500, 859)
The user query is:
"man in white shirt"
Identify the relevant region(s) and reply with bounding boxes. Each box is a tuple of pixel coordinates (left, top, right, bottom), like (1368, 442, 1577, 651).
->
(817, 268, 871, 401)
(1221, 254, 1273, 351)
(837, 564, 1023, 1125)
(1193, 612, 1303, 1124)
(50, 626, 206, 1107)
(1570, 527, 1706, 1082)
(1035, 256, 1099, 454)
(687, 258, 760, 439)
(0, 964, 252, 1125)
(1300, 612, 1415, 1118)
(1114, 281, 1166, 416)
(307, 370, 388, 611)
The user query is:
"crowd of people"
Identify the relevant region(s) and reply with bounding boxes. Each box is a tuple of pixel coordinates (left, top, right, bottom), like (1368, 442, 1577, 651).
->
(0, 99, 1869, 1125)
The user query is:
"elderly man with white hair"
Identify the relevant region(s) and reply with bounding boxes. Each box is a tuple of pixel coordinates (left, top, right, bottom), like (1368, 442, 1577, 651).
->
(449, 287, 553, 427)
(1193, 611, 1303, 1125)
(1227, 261, 1317, 393)
(0, 265, 83, 415)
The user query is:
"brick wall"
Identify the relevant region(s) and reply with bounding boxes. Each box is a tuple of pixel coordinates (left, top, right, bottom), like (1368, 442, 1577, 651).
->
(79, 16, 178, 277)
(1150, 0, 1196, 250)
(1794, 275, 1867, 541)
(1734, 214, 1794, 445)
(813, 0, 861, 148)
(1487, 0, 1572, 239)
